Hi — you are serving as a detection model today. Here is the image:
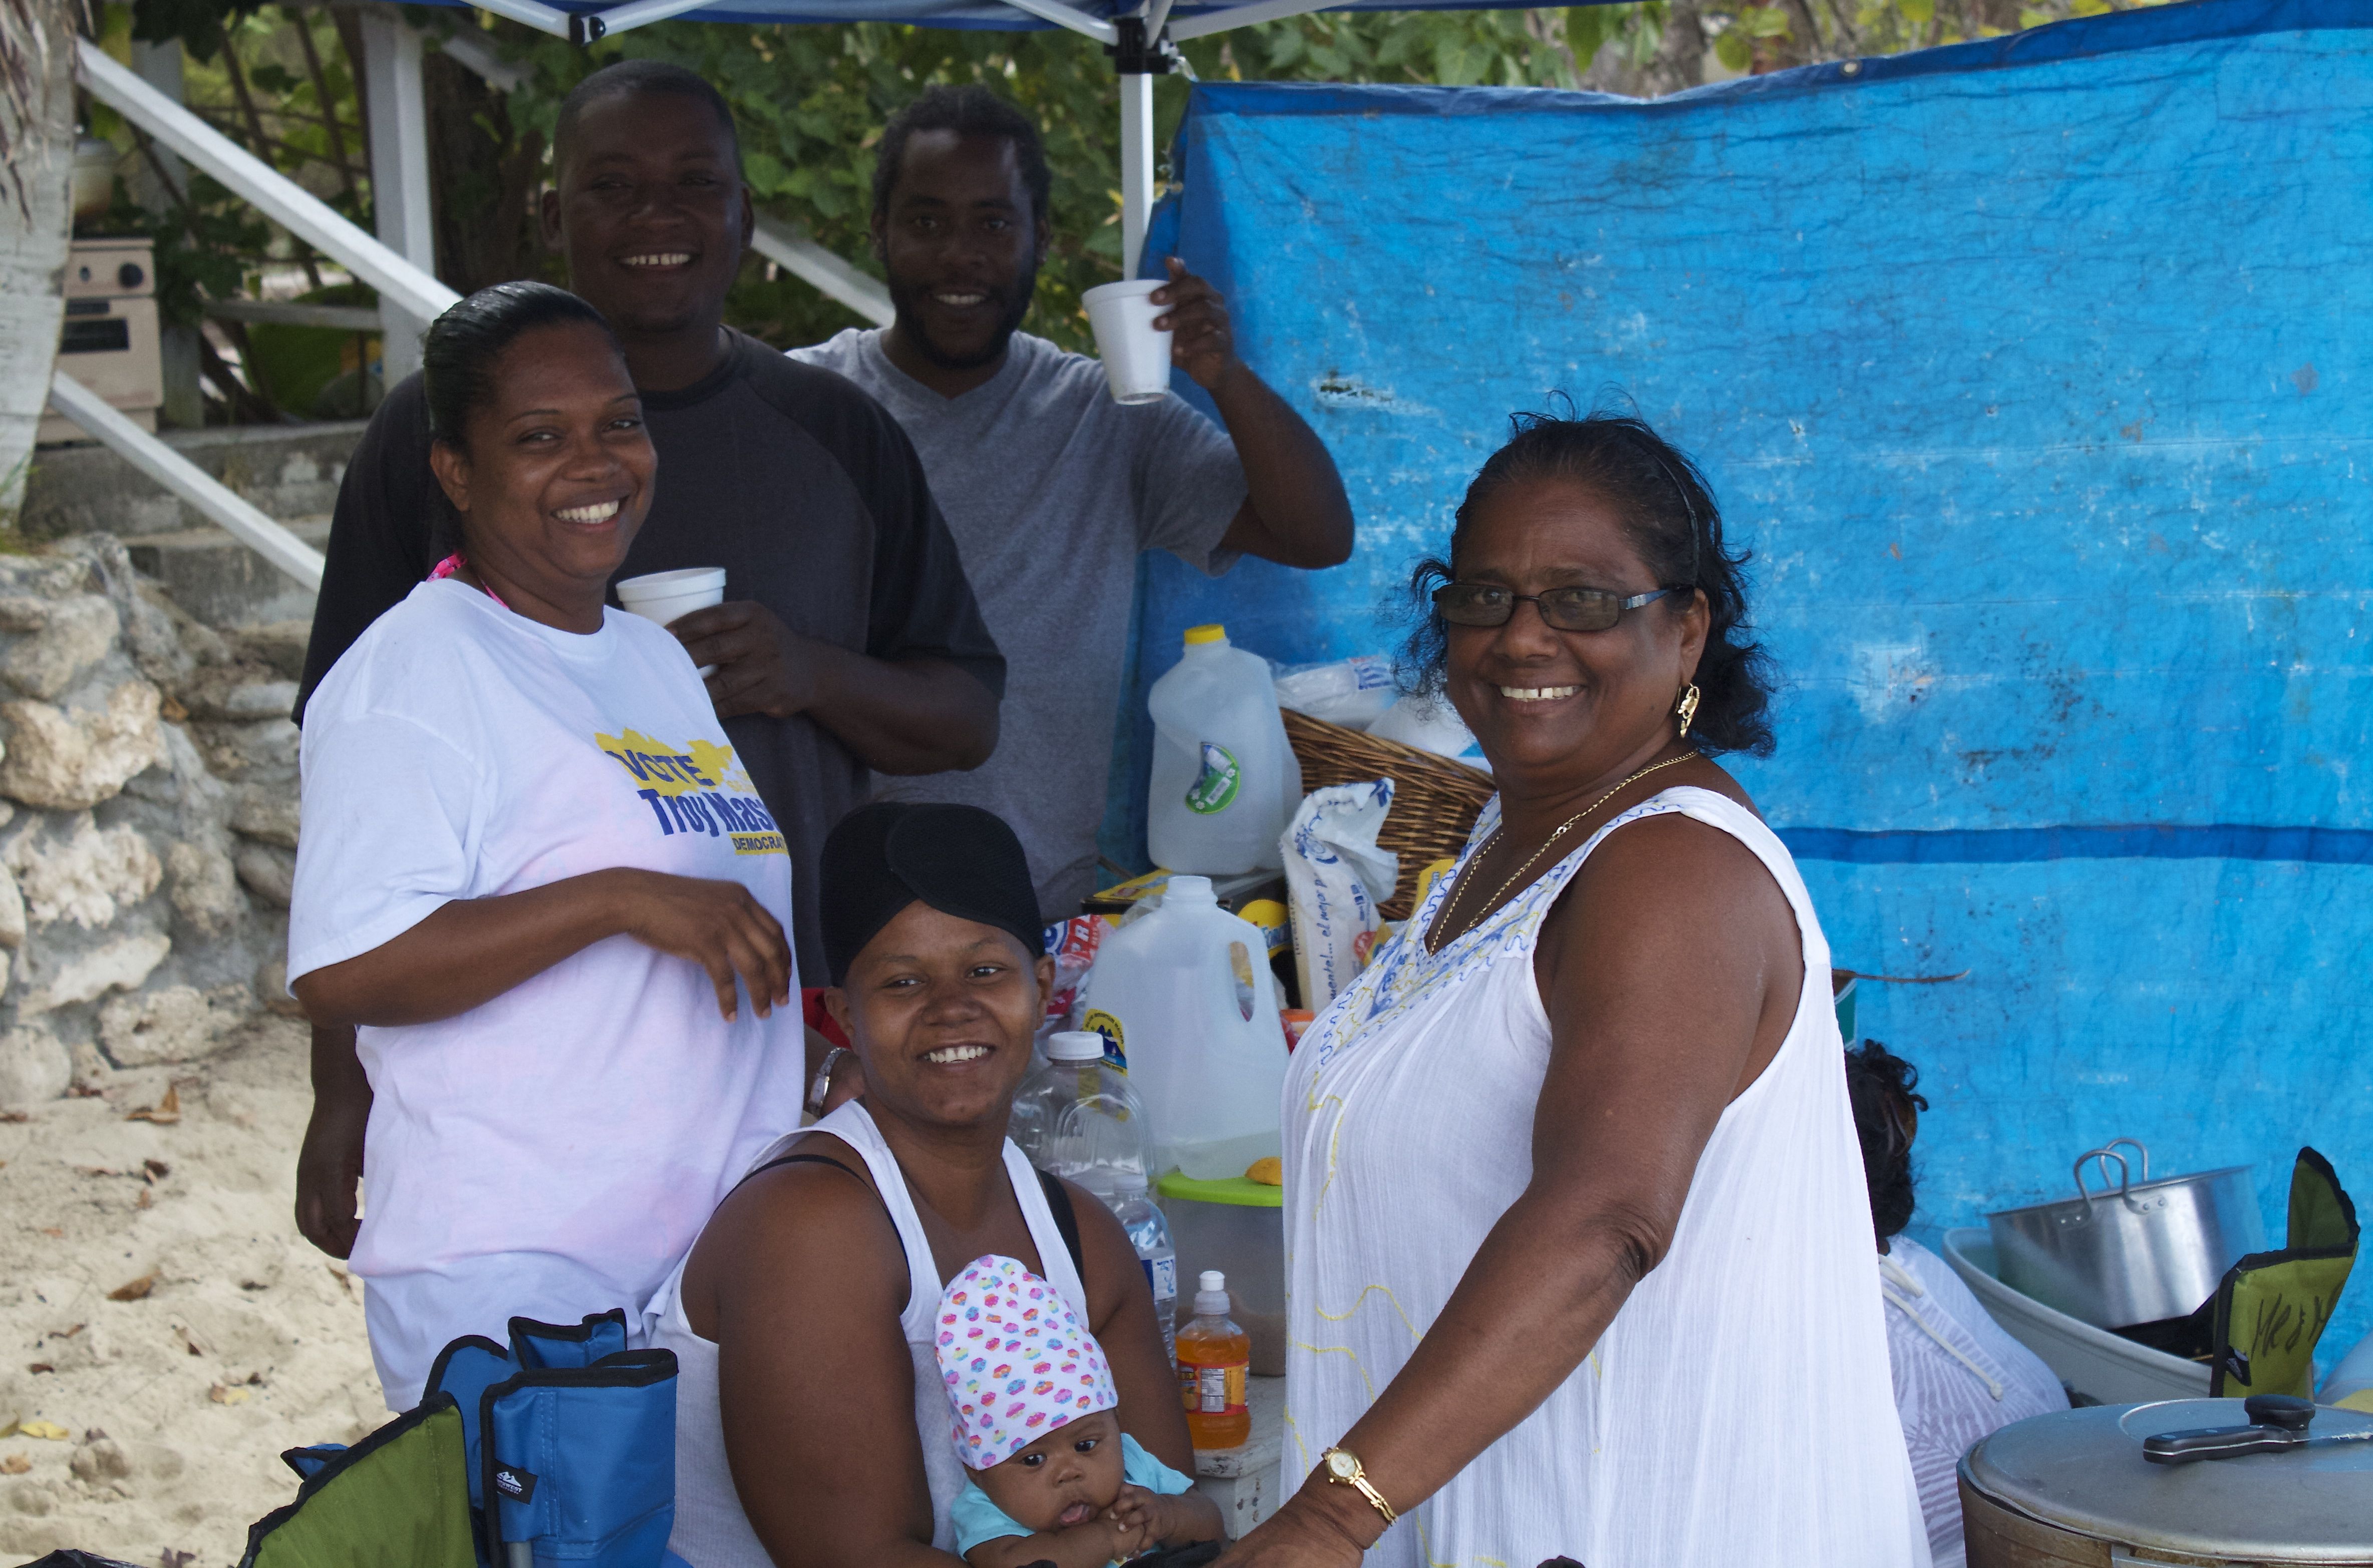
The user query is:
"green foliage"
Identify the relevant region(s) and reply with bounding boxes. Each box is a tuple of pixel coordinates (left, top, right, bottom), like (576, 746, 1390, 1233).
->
(98, 0, 2182, 375)
(474, 6, 1591, 352)
(97, 167, 268, 329)
(1185, 8, 1570, 87)
(1563, 3, 1668, 80)
(128, 0, 268, 63)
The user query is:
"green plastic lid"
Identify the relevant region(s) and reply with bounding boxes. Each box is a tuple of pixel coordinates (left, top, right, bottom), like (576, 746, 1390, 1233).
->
(1157, 1172, 1283, 1208)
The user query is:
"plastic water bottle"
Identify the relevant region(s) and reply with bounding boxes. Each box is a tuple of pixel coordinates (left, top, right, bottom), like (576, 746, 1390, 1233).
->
(1077, 875, 1286, 1180)
(1005, 1030, 1083, 1166)
(1147, 623, 1303, 875)
(1010, 1031, 1153, 1199)
(1175, 1270, 1251, 1451)
(1112, 1177, 1179, 1368)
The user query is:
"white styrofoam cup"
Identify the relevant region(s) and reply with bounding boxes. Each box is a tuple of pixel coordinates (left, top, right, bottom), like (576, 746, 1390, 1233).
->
(1083, 279, 1174, 405)
(616, 566, 726, 676)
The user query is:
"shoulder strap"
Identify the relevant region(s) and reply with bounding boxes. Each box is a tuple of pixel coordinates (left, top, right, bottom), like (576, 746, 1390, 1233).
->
(1036, 1168, 1087, 1282)
(730, 1149, 912, 1315)
(730, 1150, 863, 1197)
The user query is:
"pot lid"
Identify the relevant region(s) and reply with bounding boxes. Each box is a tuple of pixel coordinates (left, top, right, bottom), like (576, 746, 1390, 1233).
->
(1961, 1400, 2373, 1560)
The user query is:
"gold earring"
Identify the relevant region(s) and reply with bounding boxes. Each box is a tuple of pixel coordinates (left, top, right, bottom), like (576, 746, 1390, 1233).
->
(1675, 683, 1701, 738)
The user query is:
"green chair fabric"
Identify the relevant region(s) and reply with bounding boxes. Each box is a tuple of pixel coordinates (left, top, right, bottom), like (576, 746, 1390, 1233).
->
(239, 1393, 477, 1568)
(2210, 1148, 2360, 1399)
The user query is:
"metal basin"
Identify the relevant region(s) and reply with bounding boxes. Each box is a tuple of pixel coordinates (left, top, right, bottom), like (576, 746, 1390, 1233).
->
(1986, 1139, 2263, 1331)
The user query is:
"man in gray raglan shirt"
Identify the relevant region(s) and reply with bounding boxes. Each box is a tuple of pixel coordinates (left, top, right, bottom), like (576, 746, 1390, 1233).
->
(792, 86, 1354, 916)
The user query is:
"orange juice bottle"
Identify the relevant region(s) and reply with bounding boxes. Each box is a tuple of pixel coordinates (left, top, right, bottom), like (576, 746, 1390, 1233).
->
(1175, 1270, 1251, 1450)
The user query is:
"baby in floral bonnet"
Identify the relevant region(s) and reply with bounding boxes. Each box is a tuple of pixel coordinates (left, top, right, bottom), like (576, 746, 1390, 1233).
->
(939, 1253, 1223, 1568)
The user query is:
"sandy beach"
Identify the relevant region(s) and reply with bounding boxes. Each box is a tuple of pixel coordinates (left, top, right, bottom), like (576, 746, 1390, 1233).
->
(0, 1017, 383, 1565)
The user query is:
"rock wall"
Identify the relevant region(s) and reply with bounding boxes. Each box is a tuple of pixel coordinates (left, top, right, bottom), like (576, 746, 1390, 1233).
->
(0, 536, 303, 1109)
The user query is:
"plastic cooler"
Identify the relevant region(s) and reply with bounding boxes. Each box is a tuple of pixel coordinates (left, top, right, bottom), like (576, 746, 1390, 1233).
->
(1158, 1173, 1285, 1376)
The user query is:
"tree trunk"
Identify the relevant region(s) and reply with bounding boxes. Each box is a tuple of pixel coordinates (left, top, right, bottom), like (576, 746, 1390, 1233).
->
(0, 0, 76, 524)
(1645, 0, 1709, 94)
(424, 48, 543, 296)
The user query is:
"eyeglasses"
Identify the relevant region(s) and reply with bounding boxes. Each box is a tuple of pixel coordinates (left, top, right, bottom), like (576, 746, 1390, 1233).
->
(1431, 581, 1687, 633)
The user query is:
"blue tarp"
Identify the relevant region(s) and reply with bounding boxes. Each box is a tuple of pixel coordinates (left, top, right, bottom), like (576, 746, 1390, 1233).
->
(1123, 0, 2373, 1353)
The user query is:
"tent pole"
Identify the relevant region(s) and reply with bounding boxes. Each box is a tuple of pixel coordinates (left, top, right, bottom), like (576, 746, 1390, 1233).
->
(1167, 0, 1340, 41)
(462, 0, 576, 39)
(1119, 68, 1154, 280)
(998, 0, 1118, 42)
(359, 13, 440, 381)
(1110, 8, 1173, 281)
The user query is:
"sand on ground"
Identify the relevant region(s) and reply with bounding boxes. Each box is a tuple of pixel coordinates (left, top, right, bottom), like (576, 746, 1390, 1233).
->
(0, 1016, 384, 1566)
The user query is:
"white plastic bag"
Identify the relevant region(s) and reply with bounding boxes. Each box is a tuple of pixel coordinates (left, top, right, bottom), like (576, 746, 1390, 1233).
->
(1282, 781, 1401, 1013)
(1273, 655, 1398, 731)
(1368, 690, 1487, 768)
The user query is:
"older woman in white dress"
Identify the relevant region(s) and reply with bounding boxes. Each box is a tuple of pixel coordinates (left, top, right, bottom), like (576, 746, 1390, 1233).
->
(1218, 413, 1929, 1568)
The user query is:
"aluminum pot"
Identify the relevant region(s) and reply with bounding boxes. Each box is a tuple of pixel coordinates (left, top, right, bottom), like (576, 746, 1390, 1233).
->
(1986, 1140, 2262, 1330)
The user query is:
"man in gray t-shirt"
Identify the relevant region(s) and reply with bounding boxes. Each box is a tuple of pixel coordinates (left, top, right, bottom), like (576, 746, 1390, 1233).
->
(793, 86, 1354, 915)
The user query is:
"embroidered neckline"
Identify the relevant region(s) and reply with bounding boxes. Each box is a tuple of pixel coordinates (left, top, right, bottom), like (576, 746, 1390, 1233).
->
(1304, 790, 1711, 1073)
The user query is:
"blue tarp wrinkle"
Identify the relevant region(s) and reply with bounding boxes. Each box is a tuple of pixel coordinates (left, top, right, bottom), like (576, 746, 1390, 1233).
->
(1128, 0, 2373, 1355)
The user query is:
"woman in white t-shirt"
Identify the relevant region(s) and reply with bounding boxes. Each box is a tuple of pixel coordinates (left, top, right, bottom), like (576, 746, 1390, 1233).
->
(288, 282, 804, 1409)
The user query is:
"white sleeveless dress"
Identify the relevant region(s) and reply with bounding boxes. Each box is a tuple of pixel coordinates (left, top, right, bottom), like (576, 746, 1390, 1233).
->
(648, 1100, 1090, 1567)
(1282, 786, 1930, 1568)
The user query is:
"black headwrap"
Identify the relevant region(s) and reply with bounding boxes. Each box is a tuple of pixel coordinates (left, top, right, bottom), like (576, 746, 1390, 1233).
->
(820, 802, 1044, 985)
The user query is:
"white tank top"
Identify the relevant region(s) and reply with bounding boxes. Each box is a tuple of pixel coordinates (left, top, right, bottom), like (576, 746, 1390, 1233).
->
(1281, 786, 1931, 1568)
(648, 1099, 1089, 1566)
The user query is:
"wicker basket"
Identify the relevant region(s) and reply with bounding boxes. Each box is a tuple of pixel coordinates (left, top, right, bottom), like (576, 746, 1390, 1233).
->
(1283, 709, 1496, 920)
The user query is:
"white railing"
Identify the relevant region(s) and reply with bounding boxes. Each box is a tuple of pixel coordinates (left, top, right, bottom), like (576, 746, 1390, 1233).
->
(750, 218, 896, 328)
(78, 41, 459, 326)
(46, 372, 327, 591)
(64, 38, 448, 592)
(204, 298, 383, 332)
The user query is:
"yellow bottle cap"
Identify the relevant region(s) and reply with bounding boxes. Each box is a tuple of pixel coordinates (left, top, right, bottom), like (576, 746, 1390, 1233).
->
(1183, 623, 1227, 646)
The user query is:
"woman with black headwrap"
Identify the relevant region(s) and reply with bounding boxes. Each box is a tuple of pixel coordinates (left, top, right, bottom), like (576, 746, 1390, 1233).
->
(647, 801, 1196, 1568)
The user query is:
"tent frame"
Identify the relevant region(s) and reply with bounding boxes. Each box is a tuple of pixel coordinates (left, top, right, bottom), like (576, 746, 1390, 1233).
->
(53, 0, 1340, 572)
(439, 0, 1347, 279)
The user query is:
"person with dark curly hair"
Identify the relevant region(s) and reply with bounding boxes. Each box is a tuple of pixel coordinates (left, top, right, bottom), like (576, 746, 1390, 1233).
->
(1847, 1042, 2065, 1568)
(1220, 411, 1929, 1568)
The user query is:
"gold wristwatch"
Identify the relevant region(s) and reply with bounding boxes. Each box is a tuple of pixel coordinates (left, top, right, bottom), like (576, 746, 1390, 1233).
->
(1319, 1445, 1397, 1525)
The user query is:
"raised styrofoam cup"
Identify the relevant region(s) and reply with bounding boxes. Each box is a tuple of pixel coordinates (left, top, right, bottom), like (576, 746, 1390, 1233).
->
(1083, 279, 1173, 405)
(616, 566, 725, 676)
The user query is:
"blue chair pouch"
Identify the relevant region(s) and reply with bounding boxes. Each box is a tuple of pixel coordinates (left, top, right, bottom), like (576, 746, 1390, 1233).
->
(481, 1347, 678, 1568)
(420, 1312, 661, 1568)
(510, 1310, 630, 1371)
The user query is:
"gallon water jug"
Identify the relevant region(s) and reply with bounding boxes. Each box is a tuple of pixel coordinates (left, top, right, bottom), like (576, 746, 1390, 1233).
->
(1147, 624, 1302, 875)
(1078, 875, 1285, 1180)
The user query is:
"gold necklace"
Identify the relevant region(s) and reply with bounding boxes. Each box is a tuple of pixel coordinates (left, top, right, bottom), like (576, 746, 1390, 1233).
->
(1430, 750, 1700, 951)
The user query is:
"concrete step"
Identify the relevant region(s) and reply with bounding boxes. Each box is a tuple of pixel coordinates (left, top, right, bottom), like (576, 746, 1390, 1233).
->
(126, 516, 330, 631)
(23, 422, 359, 633)
(21, 420, 366, 542)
